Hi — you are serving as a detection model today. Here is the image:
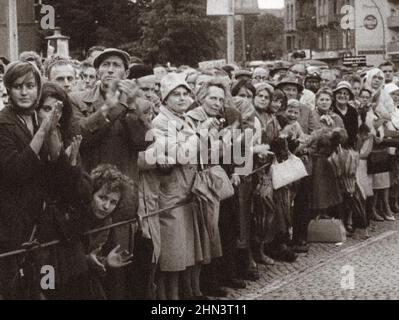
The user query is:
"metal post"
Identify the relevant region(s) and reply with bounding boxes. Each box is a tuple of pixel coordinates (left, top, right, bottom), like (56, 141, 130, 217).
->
(227, 0, 235, 63)
(241, 15, 246, 64)
(370, 0, 386, 58)
(8, 0, 19, 61)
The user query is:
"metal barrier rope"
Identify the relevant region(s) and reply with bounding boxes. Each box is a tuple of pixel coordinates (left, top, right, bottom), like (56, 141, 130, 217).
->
(0, 161, 272, 260)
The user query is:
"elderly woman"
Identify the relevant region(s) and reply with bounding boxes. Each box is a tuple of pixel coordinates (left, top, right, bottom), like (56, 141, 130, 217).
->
(151, 73, 203, 300)
(332, 81, 358, 149)
(0, 61, 85, 299)
(364, 68, 396, 221)
(186, 79, 247, 293)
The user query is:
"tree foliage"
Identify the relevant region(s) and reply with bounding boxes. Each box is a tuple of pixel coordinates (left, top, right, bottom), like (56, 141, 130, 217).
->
(45, 0, 143, 57)
(43, 0, 224, 65)
(247, 14, 285, 60)
(137, 0, 224, 66)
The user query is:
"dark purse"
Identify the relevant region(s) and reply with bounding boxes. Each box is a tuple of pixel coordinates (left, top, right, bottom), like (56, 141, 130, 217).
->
(367, 149, 393, 174)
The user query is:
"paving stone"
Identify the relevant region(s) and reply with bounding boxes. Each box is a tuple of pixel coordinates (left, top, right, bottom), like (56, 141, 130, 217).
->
(224, 216, 399, 300)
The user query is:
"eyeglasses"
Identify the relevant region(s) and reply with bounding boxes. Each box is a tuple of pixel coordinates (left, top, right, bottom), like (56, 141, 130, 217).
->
(254, 76, 268, 81)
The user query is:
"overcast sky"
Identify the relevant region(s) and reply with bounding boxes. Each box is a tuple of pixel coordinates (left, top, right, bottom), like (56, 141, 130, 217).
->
(258, 0, 284, 9)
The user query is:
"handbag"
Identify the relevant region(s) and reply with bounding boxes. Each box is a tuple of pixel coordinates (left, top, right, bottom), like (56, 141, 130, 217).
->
(367, 149, 393, 174)
(271, 153, 308, 190)
(207, 165, 235, 200)
(307, 216, 347, 243)
(192, 165, 235, 201)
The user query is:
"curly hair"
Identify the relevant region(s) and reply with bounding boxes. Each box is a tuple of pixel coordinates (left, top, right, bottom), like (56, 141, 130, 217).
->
(196, 78, 232, 107)
(90, 164, 135, 202)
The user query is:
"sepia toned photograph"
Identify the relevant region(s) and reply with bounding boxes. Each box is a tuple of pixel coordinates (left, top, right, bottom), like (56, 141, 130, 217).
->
(0, 0, 398, 305)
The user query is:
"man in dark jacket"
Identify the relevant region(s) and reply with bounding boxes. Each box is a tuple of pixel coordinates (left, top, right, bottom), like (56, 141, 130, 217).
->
(69, 48, 152, 299)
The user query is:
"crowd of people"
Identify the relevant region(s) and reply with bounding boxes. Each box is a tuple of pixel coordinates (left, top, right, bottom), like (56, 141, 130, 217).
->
(0, 46, 399, 300)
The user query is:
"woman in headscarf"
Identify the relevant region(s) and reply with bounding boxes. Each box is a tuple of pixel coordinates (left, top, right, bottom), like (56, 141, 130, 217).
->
(364, 68, 396, 221)
(0, 61, 84, 299)
(186, 78, 247, 293)
(152, 73, 203, 300)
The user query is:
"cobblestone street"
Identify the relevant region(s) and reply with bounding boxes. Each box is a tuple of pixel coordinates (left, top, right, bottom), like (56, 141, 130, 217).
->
(225, 219, 399, 300)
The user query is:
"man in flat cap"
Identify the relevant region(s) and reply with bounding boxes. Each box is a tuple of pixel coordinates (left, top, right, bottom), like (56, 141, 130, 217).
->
(69, 48, 152, 299)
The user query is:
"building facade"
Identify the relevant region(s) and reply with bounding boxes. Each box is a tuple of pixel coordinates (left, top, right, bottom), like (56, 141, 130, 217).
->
(284, 0, 399, 66)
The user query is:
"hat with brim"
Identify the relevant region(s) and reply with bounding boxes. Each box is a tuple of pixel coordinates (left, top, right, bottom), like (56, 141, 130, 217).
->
(254, 82, 275, 95)
(160, 73, 191, 103)
(305, 72, 321, 82)
(276, 75, 304, 94)
(270, 67, 289, 78)
(333, 81, 355, 100)
(93, 48, 131, 70)
(234, 70, 253, 79)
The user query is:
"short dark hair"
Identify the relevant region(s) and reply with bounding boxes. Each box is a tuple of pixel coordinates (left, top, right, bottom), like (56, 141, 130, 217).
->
(359, 88, 372, 96)
(379, 60, 395, 69)
(80, 60, 95, 70)
(87, 46, 106, 58)
(45, 56, 76, 79)
(231, 79, 256, 97)
(19, 51, 43, 71)
(350, 75, 362, 85)
(272, 88, 288, 112)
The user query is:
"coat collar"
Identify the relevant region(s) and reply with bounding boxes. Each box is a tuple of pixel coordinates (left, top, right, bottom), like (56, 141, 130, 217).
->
(0, 106, 36, 143)
(185, 106, 210, 122)
(158, 106, 187, 129)
(71, 83, 105, 114)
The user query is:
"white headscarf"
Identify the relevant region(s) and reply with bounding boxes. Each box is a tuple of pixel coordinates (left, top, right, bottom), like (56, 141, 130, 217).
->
(365, 68, 394, 120)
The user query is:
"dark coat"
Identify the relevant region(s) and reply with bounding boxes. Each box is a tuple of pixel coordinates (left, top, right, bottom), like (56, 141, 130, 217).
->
(0, 106, 88, 299)
(333, 104, 359, 149)
(0, 106, 47, 252)
(69, 83, 152, 299)
(69, 84, 151, 182)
